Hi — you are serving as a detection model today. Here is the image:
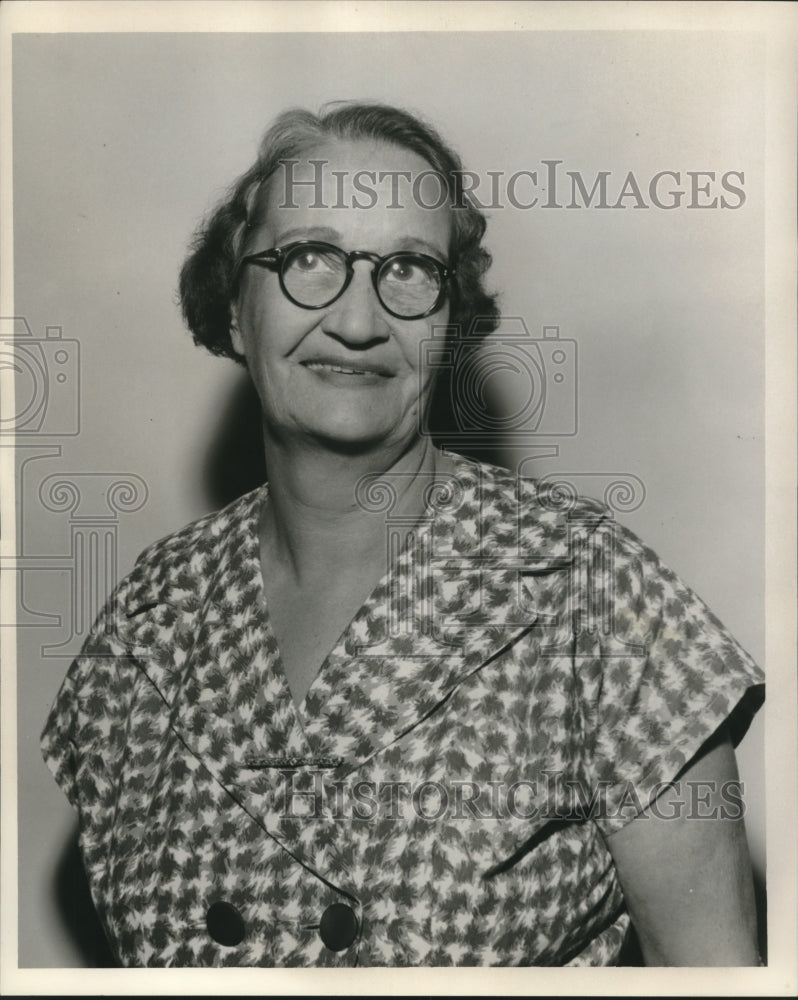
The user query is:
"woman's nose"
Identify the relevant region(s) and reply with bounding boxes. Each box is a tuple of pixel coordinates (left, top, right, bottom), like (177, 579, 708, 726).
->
(320, 262, 391, 345)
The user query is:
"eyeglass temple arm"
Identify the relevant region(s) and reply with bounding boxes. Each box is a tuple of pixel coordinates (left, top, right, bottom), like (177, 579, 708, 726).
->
(239, 249, 282, 270)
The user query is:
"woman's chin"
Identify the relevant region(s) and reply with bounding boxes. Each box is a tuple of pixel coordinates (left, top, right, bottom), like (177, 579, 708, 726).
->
(310, 427, 400, 455)
(296, 414, 413, 456)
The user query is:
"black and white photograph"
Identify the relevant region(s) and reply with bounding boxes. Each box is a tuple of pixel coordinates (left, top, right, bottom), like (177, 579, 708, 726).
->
(1, 1, 795, 993)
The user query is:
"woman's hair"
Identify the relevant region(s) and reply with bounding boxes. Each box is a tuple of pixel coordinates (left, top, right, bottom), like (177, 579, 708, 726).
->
(179, 101, 500, 362)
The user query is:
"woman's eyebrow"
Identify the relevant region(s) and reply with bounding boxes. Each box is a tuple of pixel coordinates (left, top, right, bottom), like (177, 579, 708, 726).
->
(391, 235, 448, 258)
(274, 225, 341, 244)
(273, 227, 447, 260)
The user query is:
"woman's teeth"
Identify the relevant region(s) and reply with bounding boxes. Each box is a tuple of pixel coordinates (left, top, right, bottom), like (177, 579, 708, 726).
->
(305, 361, 369, 375)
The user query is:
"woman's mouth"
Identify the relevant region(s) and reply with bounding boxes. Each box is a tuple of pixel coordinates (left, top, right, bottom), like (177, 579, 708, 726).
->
(301, 359, 394, 380)
(305, 361, 370, 375)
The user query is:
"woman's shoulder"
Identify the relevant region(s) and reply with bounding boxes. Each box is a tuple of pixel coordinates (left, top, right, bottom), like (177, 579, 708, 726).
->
(444, 449, 615, 543)
(41, 484, 267, 718)
(122, 484, 265, 601)
(441, 452, 708, 608)
(135, 484, 264, 566)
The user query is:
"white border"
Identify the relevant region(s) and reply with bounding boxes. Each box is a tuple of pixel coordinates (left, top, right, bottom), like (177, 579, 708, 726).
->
(1, 1, 795, 995)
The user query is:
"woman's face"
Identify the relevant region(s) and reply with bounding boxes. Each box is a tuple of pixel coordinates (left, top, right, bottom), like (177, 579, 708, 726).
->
(231, 138, 452, 454)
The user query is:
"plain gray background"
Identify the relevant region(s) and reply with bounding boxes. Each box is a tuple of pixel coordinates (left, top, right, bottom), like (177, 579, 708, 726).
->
(12, 31, 765, 966)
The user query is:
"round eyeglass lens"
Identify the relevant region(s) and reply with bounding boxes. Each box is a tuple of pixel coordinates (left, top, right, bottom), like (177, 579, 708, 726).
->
(282, 245, 347, 307)
(378, 256, 442, 317)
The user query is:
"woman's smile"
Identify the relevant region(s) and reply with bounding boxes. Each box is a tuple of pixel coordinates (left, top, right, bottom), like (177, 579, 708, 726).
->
(300, 355, 395, 384)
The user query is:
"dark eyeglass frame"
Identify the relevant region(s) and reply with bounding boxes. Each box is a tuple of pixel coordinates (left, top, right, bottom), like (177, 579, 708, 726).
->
(238, 239, 455, 320)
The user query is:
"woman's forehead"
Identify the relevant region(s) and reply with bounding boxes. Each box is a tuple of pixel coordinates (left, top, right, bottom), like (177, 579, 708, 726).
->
(248, 137, 453, 255)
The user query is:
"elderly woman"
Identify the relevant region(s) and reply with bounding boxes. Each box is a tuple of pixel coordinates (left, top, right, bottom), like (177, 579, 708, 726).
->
(41, 101, 764, 967)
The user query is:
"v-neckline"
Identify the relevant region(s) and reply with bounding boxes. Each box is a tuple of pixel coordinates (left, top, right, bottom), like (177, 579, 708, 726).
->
(243, 450, 469, 737)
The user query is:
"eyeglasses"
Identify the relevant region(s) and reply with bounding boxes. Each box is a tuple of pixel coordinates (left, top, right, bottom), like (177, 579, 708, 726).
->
(238, 240, 455, 320)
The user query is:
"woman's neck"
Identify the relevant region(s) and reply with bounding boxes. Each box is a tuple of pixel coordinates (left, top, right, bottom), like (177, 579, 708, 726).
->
(259, 431, 454, 583)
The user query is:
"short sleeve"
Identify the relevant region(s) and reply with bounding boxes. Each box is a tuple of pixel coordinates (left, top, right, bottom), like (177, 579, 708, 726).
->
(40, 582, 131, 811)
(41, 655, 82, 807)
(586, 522, 765, 835)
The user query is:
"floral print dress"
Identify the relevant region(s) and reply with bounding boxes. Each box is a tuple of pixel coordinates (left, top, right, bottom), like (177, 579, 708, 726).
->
(41, 453, 764, 966)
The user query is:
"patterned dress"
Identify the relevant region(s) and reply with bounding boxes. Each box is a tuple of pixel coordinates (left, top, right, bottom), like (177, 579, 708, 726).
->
(41, 452, 764, 966)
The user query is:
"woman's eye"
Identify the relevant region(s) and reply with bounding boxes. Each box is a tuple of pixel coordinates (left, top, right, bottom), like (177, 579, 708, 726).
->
(385, 259, 427, 284)
(294, 252, 323, 271)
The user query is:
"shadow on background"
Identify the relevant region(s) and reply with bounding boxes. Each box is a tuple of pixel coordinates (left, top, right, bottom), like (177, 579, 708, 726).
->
(754, 863, 768, 964)
(54, 825, 116, 967)
(425, 366, 505, 468)
(203, 369, 267, 510)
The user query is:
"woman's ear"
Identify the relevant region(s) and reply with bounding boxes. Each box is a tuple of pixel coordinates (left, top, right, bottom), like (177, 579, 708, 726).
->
(229, 304, 246, 358)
